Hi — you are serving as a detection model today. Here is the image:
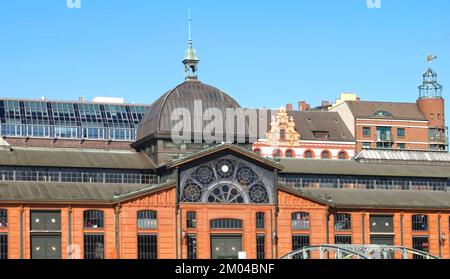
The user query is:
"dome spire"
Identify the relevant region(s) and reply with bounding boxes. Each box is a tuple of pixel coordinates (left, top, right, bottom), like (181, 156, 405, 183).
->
(183, 9, 200, 80)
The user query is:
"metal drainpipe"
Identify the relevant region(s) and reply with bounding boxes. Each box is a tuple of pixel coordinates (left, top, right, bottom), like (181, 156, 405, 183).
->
(180, 208, 183, 259)
(326, 208, 330, 244)
(175, 167, 179, 259)
(325, 208, 330, 259)
(273, 170, 279, 259)
(438, 213, 442, 258)
(270, 209, 273, 259)
(400, 212, 404, 246)
(115, 204, 121, 259)
(361, 211, 366, 244)
(19, 205, 24, 259)
(68, 206, 73, 259)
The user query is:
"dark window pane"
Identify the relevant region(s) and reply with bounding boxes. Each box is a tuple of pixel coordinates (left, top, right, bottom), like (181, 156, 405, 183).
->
(0, 209, 7, 228)
(210, 219, 242, 229)
(83, 210, 104, 229)
(0, 234, 7, 259)
(256, 235, 265, 259)
(84, 234, 104, 259)
(186, 211, 196, 229)
(412, 215, 428, 231)
(412, 236, 429, 259)
(187, 234, 197, 259)
(138, 234, 157, 259)
(256, 212, 265, 229)
(335, 235, 352, 244)
(334, 213, 351, 231)
(292, 235, 310, 259)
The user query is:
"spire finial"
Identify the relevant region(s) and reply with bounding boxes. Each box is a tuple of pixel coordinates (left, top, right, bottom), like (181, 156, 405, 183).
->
(182, 9, 200, 80)
(188, 8, 192, 48)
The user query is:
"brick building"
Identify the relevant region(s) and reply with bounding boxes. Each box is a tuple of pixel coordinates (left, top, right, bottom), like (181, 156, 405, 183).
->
(252, 107, 356, 159)
(0, 37, 449, 260)
(331, 67, 447, 152)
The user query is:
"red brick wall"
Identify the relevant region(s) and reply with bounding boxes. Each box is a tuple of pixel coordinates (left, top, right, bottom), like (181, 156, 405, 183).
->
(355, 119, 430, 151)
(1, 188, 449, 259)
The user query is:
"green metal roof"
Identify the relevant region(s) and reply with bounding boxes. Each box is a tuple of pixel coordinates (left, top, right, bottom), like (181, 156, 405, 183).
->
(280, 186, 450, 210)
(0, 148, 154, 170)
(0, 181, 174, 203)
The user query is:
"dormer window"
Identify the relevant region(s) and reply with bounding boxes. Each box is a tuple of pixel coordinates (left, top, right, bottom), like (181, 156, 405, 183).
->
(313, 131, 329, 140)
(371, 110, 393, 117)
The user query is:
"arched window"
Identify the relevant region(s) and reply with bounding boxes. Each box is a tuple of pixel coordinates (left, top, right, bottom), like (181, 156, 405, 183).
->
(181, 156, 271, 204)
(412, 214, 428, 231)
(321, 150, 331, 159)
(334, 213, 351, 230)
(0, 209, 7, 228)
(338, 151, 348, 160)
(371, 110, 393, 117)
(291, 212, 310, 230)
(285, 149, 295, 158)
(83, 210, 104, 229)
(253, 149, 261, 156)
(304, 150, 314, 159)
(137, 210, 157, 229)
(273, 149, 283, 158)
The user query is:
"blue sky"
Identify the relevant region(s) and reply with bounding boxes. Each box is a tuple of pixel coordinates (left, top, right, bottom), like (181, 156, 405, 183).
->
(0, 0, 449, 120)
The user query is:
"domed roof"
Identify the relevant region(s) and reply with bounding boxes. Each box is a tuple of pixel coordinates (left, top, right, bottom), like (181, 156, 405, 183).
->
(135, 80, 241, 145)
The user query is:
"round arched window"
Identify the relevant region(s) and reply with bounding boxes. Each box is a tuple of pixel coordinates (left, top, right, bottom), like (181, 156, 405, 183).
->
(321, 151, 331, 159)
(304, 150, 314, 159)
(285, 149, 295, 158)
(338, 151, 347, 160)
(273, 149, 283, 158)
(181, 157, 271, 204)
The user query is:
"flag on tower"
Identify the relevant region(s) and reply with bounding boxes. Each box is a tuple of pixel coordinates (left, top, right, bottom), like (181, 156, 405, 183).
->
(427, 55, 437, 62)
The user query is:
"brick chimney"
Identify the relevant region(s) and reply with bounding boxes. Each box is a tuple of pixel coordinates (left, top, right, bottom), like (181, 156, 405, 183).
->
(298, 101, 310, 111)
(322, 101, 330, 108)
(286, 103, 293, 111)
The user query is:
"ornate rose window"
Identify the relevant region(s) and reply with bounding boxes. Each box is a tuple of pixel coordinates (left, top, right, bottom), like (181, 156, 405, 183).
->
(180, 155, 274, 204)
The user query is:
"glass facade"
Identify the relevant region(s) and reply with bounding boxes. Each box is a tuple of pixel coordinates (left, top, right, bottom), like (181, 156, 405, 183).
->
(0, 99, 149, 141)
(0, 167, 158, 185)
(280, 174, 449, 192)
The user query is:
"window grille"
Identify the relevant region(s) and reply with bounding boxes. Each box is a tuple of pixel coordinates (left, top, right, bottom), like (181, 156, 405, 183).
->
(256, 212, 265, 229)
(138, 234, 157, 259)
(0, 209, 7, 228)
(292, 212, 310, 230)
(256, 235, 265, 259)
(187, 234, 197, 259)
(210, 219, 242, 229)
(83, 210, 104, 229)
(412, 215, 428, 231)
(186, 211, 197, 229)
(334, 213, 351, 231)
(84, 234, 104, 259)
(0, 234, 7, 259)
(292, 235, 310, 259)
(137, 211, 157, 229)
(335, 235, 352, 244)
(412, 236, 429, 259)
